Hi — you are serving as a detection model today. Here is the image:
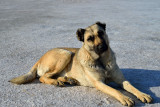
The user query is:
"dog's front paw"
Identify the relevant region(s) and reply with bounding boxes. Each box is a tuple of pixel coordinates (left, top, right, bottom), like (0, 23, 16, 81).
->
(119, 95, 135, 107)
(137, 92, 152, 103)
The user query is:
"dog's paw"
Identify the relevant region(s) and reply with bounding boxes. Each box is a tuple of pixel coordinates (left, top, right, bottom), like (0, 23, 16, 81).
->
(137, 92, 152, 103)
(119, 95, 135, 107)
(65, 77, 80, 85)
(57, 80, 65, 87)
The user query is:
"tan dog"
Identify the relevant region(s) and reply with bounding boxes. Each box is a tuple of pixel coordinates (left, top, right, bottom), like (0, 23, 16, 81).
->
(9, 22, 152, 106)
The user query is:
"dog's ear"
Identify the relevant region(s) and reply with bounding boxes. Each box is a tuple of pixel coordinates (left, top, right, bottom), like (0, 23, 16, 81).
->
(76, 28, 85, 42)
(96, 21, 106, 30)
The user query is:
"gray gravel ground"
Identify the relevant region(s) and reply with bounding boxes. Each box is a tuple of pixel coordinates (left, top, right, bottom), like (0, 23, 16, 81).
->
(0, 0, 160, 107)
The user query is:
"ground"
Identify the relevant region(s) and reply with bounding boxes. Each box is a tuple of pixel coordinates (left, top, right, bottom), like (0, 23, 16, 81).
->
(0, 0, 160, 107)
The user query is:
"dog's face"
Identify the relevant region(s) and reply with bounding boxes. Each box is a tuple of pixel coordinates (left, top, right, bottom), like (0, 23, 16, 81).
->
(77, 22, 109, 56)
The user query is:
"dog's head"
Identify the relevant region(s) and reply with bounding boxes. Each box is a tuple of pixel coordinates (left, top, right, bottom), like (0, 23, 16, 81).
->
(76, 22, 109, 57)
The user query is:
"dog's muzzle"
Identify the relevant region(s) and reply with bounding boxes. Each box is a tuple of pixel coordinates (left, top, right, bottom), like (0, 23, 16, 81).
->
(95, 43, 108, 55)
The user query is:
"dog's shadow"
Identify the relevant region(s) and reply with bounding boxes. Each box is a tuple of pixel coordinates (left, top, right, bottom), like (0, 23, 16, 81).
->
(108, 68, 160, 106)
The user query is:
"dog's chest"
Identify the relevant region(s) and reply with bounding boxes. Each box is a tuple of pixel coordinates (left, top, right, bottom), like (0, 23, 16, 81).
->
(87, 62, 111, 81)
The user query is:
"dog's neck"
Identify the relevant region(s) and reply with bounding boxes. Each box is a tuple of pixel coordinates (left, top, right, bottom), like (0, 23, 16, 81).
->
(100, 47, 111, 62)
(100, 48, 117, 71)
(81, 45, 98, 58)
(78, 46, 99, 66)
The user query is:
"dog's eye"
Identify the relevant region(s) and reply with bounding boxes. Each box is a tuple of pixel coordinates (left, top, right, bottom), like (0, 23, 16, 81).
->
(87, 36, 94, 41)
(98, 31, 104, 38)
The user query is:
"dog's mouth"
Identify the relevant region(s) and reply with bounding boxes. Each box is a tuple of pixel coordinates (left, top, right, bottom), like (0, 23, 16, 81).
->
(95, 43, 108, 55)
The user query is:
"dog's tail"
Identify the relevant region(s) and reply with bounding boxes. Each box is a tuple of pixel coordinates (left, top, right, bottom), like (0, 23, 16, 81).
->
(9, 61, 39, 84)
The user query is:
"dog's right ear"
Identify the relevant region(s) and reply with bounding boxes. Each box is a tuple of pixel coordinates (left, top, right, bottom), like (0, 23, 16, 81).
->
(76, 28, 85, 42)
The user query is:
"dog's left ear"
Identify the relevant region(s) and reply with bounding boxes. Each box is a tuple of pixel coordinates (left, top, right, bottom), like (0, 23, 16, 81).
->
(96, 21, 106, 30)
(76, 28, 85, 42)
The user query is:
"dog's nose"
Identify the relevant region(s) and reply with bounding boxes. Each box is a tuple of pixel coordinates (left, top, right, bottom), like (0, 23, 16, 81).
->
(98, 43, 108, 51)
(95, 43, 108, 55)
(98, 44, 104, 50)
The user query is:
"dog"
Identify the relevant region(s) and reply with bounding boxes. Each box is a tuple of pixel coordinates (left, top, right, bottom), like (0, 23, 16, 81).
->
(9, 22, 152, 106)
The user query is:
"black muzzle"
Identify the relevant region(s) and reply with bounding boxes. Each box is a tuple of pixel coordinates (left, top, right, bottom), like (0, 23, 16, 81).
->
(95, 43, 108, 55)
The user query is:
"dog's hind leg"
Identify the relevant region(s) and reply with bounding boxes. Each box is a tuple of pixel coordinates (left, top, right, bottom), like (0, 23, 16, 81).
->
(39, 75, 65, 86)
(39, 76, 79, 86)
(39, 49, 72, 86)
(39, 69, 69, 86)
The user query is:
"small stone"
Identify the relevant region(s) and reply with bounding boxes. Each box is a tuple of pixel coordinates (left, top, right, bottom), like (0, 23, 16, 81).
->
(104, 98, 110, 104)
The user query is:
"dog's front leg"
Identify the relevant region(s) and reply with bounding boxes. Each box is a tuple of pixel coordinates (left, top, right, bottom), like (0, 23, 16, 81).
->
(122, 81, 152, 103)
(111, 65, 152, 103)
(95, 81, 135, 106)
(94, 80, 135, 106)
(85, 70, 135, 106)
